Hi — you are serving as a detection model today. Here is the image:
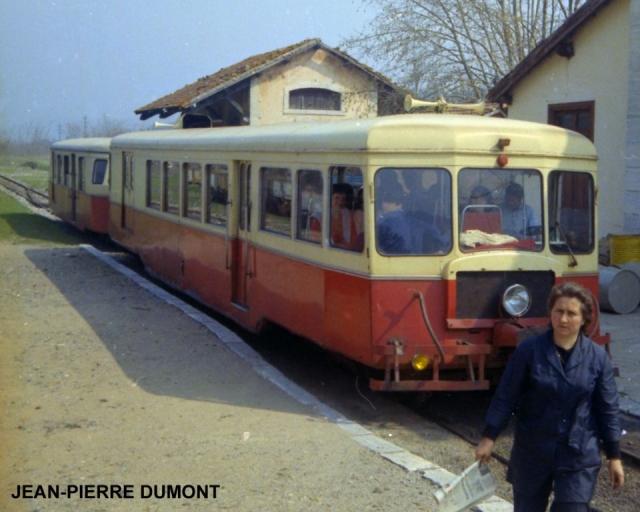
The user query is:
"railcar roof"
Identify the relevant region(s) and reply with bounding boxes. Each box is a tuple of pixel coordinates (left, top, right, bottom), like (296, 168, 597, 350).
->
(110, 115, 596, 159)
(51, 137, 112, 152)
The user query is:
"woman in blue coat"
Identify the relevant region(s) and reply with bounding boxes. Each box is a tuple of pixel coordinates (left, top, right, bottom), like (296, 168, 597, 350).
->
(475, 282, 624, 511)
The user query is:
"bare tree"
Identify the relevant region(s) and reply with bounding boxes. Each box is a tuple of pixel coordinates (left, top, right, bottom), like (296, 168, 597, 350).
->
(342, 0, 586, 101)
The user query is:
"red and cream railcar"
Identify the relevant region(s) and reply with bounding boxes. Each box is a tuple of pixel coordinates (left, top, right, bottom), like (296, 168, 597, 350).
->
(50, 138, 111, 234)
(91, 114, 605, 392)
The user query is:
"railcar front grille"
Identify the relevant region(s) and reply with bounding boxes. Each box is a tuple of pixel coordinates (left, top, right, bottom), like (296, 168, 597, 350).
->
(456, 271, 554, 319)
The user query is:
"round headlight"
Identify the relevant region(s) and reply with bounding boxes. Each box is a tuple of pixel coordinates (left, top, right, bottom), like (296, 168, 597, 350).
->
(411, 354, 430, 371)
(502, 284, 532, 317)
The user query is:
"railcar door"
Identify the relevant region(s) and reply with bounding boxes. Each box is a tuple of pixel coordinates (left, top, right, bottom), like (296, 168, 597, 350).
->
(231, 161, 251, 308)
(121, 152, 134, 231)
(70, 153, 77, 222)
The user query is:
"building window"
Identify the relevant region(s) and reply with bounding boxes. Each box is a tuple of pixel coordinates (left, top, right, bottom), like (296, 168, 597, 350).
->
(548, 101, 594, 141)
(289, 88, 341, 111)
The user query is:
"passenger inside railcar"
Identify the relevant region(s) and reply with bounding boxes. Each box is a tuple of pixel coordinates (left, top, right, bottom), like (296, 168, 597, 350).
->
(499, 182, 540, 239)
(330, 183, 360, 250)
(376, 183, 445, 255)
(375, 168, 450, 255)
(297, 170, 323, 244)
(469, 185, 493, 209)
(460, 185, 503, 234)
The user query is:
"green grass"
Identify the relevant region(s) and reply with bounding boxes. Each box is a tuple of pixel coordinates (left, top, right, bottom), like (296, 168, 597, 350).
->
(0, 154, 50, 192)
(0, 190, 82, 245)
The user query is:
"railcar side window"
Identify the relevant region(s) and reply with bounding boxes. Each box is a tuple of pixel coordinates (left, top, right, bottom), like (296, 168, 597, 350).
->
(296, 170, 323, 244)
(122, 152, 133, 189)
(206, 164, 228, 226)
(183, 162, 202, 221)
(458, 168, 543, 252)
(63, 155, 70, 186)
(548, 171, 594, 254)
(261, 167, 292, 236)
(56, 155, 63, 184)
(146, 160, 161, 210)
(78, 157, 85, 191)
(329, 166, 364, 252)
(163, 161, 180, 215)
(375, 168, 452, 255)
(93, 159, 108, 185)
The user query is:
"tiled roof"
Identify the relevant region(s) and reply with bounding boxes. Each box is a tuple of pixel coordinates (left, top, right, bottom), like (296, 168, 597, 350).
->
(487, 0, 613, 103)
(135, 38, 403, 120)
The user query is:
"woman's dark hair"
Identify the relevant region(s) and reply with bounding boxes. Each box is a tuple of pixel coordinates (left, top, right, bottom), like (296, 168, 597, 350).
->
(547, 282, 593, 334)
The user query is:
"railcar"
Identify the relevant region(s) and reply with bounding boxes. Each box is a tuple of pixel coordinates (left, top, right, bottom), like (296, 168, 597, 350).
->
(52, 113, 608, 392)
(50, 138, 111, 234)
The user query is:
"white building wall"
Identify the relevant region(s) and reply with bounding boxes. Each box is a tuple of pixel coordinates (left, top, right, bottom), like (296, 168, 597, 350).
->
(625, 0, 640, 232)
(249, 48, 377, 126)
(506, 0, 631, 237)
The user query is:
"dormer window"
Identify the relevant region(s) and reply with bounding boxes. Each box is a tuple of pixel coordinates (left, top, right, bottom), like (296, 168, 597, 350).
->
(284, 84, 344, 116)
(290, 88, 341, 110)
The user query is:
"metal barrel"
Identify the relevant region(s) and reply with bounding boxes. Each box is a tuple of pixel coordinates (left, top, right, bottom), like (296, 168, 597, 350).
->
(598, 265, 640, 314)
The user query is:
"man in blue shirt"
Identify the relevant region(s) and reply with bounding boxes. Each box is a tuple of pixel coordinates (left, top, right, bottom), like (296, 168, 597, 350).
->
(500, 182, 539, 239)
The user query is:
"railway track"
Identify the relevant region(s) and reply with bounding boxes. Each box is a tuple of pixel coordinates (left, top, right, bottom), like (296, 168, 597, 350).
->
(413, 391, 640, 468)
(0, 173, 49, 209)
(3, 173, 640, 473)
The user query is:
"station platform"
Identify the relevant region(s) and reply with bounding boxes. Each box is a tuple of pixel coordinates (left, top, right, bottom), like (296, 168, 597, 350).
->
(0, 243, 513, 511)
(2, 241, 638, 511)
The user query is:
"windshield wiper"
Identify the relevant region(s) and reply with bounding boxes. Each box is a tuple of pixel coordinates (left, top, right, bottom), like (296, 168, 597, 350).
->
(555, 221, 578, 268)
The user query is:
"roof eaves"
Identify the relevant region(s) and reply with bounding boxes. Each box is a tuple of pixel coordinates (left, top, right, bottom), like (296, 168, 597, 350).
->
(185, 39, 323, 109)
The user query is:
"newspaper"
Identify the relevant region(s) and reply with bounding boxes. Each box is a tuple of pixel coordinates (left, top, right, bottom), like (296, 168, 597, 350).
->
(433, 461, 497, 512)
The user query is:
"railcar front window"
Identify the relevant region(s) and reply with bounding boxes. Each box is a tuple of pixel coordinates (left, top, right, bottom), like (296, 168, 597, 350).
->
(548, 171, 594, 254)
(206, 164, 228, 226)
(375, 168, 452, 255)
(261, 167, 292, 236)
(458, 168, 543, 252)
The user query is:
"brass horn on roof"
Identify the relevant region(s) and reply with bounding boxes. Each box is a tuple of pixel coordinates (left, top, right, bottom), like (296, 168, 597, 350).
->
(404, 94, 485, 115)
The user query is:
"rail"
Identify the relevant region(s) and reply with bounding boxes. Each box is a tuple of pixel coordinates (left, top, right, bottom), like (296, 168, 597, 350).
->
(0, 174, 50, 209)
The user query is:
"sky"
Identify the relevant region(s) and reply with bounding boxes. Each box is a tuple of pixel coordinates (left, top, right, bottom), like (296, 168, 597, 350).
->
(0, 0, 375, 139)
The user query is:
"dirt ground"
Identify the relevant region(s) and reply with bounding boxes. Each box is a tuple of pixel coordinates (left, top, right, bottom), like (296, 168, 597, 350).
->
(1, 235, 638, 511)
(1, 243, 474, 512)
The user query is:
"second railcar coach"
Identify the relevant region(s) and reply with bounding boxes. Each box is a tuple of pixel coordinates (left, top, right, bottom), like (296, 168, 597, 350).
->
(50, 138, 111, 234)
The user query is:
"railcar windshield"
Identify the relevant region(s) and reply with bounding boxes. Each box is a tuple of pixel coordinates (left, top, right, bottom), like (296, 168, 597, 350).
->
(548, 170, 594, 254)
(458, 168, 543, 252)
(374, 168, 452, 255)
